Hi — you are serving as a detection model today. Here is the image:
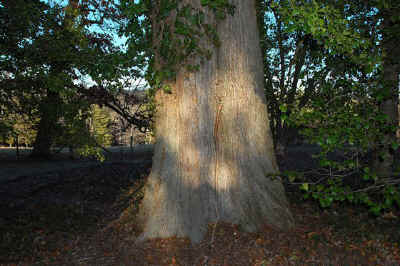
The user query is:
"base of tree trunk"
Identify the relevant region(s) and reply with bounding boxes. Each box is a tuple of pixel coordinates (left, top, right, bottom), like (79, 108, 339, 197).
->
(372, 148, 395, 177)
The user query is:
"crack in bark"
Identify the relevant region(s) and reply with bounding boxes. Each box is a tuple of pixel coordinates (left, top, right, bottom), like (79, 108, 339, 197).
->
(211, 96, 223, 244)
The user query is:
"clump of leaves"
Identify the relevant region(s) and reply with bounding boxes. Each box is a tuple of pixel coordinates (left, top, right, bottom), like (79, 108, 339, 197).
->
(281, 90, 400, 216)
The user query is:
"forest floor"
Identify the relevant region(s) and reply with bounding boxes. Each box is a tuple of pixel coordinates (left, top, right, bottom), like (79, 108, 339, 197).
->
(0, 145, 399, 265)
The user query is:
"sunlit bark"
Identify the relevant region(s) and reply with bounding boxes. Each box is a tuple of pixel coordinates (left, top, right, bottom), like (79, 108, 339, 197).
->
(136, 0, 294, 244)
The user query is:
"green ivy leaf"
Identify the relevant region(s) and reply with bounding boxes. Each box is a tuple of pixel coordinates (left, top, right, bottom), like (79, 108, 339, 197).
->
(288, 174, 296, 183)
(300, 183, 309, 191)
(279, 104, 287, 112)
(392, 142, 399, 150)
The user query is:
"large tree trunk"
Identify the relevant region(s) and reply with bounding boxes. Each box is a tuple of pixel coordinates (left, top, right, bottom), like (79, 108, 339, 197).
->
(372, 8, 400, 176)
(136, 0, 294, 244)
(31, 90, 61, 159)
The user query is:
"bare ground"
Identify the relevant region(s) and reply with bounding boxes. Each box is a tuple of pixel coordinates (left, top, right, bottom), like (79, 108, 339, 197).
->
(0, 145, 154, 183)
(0, 145, 399, 265)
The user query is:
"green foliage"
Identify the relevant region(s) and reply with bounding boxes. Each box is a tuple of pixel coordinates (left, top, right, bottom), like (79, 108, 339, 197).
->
(200, 0, 235, 19)
(0, 121, 13, 142)
(53, 100, 90, 151)
(54, 102, 112, 162)
(282, 88, 400, 215)
(0, 110, 37, 147)
(1, 0, 137, 155)
(90, 105, 113, 148)
(274, 0, 379, 71)
(274, 0, 400, 215)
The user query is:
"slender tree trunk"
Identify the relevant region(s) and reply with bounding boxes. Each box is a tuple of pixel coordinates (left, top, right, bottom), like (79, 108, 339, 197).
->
(372, 8, 400, 176)
(31, 90, 61, 159)
(136, 0, 294, 244)
(15, 134, 19, 160)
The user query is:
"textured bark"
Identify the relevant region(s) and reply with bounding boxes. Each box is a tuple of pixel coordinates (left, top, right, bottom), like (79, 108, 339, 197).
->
(372, 8, 400, 176)
(137, 0, 294, 244)
(31, 90, 61, 158)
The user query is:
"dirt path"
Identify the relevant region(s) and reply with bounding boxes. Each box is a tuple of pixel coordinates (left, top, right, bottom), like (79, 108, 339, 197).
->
(0, 145, 154, 183)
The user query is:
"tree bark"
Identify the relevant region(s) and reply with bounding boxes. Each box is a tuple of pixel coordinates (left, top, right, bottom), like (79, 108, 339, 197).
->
(372, 8, 400, 176)
(31, 90, 61, 159)
(136, 0, 294, 244)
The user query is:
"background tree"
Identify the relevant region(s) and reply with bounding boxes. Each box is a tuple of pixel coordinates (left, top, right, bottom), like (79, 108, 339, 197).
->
(373, 0, 400, 176)
(258, 0, 325, 148)
(0, 0, 151, 158)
